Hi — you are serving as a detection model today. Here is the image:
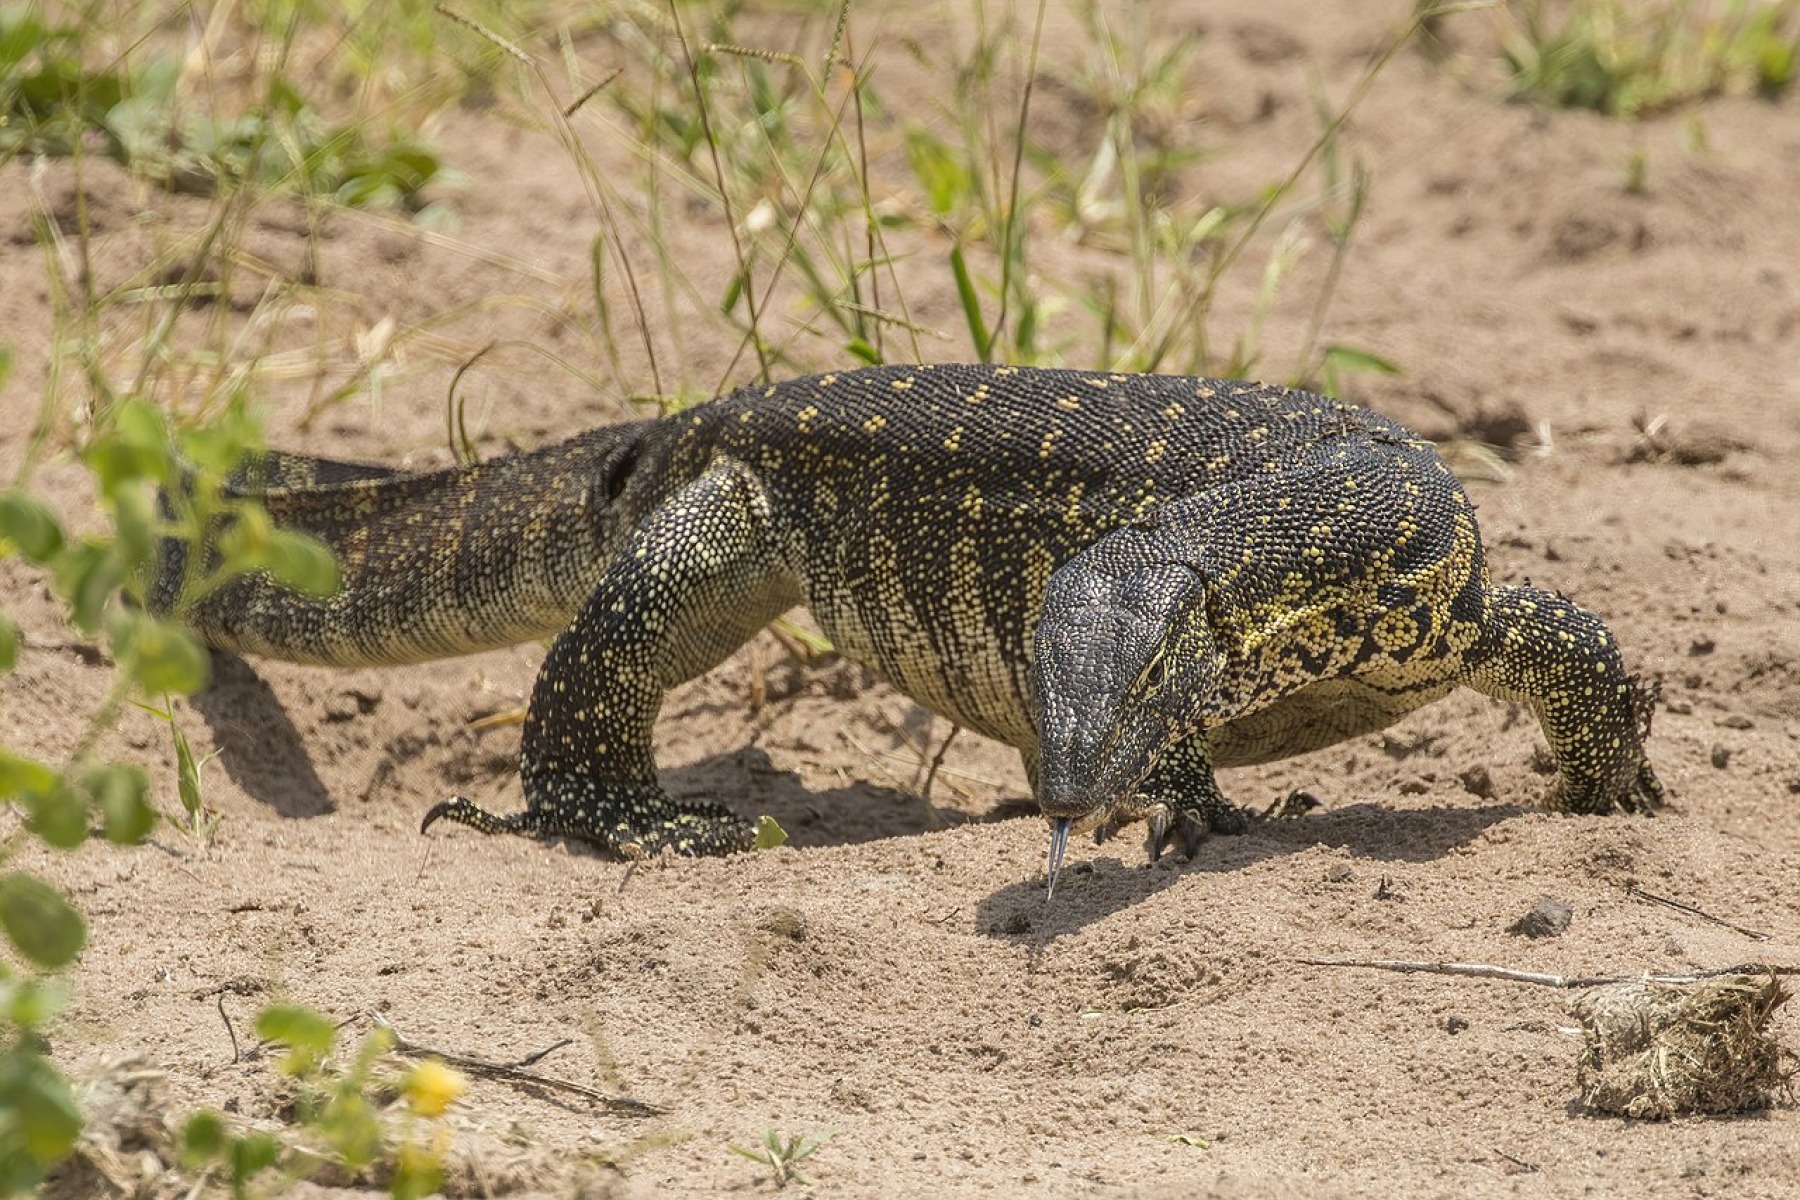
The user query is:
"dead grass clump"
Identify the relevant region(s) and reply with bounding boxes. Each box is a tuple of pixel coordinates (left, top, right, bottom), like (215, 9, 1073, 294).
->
(1572, 971, 1794, 1119)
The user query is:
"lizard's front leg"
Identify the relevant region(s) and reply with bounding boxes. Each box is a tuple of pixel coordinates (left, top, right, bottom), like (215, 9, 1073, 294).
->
(424, 460, 801, 857)
(1460, 584, 1662, 815)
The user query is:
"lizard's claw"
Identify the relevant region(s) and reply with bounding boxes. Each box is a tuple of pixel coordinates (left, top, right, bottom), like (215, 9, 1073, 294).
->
(1145, 801, 1210, 863)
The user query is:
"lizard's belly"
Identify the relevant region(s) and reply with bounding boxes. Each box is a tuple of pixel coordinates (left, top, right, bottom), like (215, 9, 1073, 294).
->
(1209, 670, 1459, 766)
(794, 531, 1046, 750)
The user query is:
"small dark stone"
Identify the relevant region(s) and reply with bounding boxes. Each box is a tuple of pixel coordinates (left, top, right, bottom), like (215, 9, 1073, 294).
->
(1323, 862, 1354, 884)
(1397, 777, 1430, 796)
(1445, 1015, 1470, 1035)
(1509, 897, 1573, 939)
(1688, 636, 1716, 656)
(1710, 743, 1732, 770)
(1458, 765, 1496, 799)
(1716, 714, 1753, 730)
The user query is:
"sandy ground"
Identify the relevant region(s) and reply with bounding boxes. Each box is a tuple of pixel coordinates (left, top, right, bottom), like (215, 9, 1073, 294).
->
(6, 1, 1800, 1196)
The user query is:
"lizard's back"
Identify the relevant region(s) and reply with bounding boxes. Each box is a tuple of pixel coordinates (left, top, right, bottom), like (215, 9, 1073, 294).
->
(680, 363, 1429, 747)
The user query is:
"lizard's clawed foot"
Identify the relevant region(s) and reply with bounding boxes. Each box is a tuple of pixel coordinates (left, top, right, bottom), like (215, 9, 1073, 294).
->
(1092, 791, 1251, 864)
(423, 779, 755, 857)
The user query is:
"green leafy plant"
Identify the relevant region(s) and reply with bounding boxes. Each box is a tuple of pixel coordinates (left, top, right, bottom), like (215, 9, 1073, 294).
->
(1491, 0, 1800, 117)
(0, 2, 450, 210)
(729, 1128, 832, 1189)
(180, 1007, 463, 1199)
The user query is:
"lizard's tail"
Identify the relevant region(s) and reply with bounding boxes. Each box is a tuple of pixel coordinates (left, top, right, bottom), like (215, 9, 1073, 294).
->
(152, 421, 664, 667)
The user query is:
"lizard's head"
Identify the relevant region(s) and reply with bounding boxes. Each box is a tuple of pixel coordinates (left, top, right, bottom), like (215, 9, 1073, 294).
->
(1030, 558, 1215, 896)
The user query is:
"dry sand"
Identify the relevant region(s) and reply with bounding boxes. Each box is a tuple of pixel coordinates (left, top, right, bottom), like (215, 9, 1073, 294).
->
(5, 1, 1800, 1195)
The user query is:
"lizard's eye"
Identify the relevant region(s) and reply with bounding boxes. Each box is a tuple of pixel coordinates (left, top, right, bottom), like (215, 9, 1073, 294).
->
(1137, 650, 1168, 695)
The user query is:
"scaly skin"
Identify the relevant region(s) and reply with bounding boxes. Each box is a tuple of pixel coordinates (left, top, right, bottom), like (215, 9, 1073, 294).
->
(156, 365, 1663, 870)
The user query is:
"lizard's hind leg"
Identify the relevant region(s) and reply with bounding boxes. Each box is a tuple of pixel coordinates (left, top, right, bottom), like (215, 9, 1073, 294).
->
(424, 459, 802, 858)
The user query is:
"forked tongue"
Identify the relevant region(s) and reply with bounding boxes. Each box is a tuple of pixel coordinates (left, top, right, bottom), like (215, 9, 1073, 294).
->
(1045, 817, 1071, 901)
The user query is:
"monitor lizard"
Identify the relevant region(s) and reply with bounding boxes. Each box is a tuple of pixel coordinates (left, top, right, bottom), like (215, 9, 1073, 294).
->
(154, 364, 1664, 892)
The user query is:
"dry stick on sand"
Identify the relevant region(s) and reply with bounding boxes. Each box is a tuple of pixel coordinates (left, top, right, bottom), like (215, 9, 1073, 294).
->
(374, 1015, 664, 1116)
(1296, 959, 1800, 988)
(1624, 883, 1773, 942)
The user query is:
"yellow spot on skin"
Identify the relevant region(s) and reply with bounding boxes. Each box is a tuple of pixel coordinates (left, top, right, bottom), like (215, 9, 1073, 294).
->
(995, 365, 1018, 376)
(1145, 439, 1167, 464)
(1057, 396, 1082, 411)
(864, 414, 888, 434)
(1162, 402, 1186, 421)
(1063, 483, 1085, 524)
(943, 426, 963, 452)
(1039, 429, 1063, 459)
(1083, 376, 1109, 389)
(820, 373, 838, 386)
(891, 377, 914, 391)
(1196, 385, 1216, 398)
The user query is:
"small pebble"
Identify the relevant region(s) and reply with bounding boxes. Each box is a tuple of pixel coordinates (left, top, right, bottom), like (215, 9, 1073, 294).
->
(1509, 896, 1573, 939)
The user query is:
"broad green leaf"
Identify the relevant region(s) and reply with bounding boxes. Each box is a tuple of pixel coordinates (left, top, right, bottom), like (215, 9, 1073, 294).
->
(52, 540, 126, 633)
(217, 504, 272, 565)
(390, 1144, 445, 1200)
(229, 1132, 280, 1186)
(0, 751, 56, 799)
(264, 529, 339, 597)
(108, 482, 156, 568)
(0, 491, 64, 563)
(254, 1004, 337, 1073)
(321, 1090, 381, 1169)
(753, 814, 788, 851)
(182, 1111, 226, 1162)
(0, 873, 86, 968)
(0, 1048, 82, 1167)
(0, 977, 66, 1028)
(85, 764, 155, 845)
(109, 610, 209, 696)
(87, 399, 170, 496)
(23, 777, 87, 850)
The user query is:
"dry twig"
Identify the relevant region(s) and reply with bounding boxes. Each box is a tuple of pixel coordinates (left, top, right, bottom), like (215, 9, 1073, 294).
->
(374, 1015, 664, 1115)
(1625, 883, 1771, 941)
(1297, 958, 1799, 989)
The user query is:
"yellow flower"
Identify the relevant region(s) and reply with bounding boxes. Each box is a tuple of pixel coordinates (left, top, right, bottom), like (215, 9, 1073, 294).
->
(403, 1060, 466, 1118)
